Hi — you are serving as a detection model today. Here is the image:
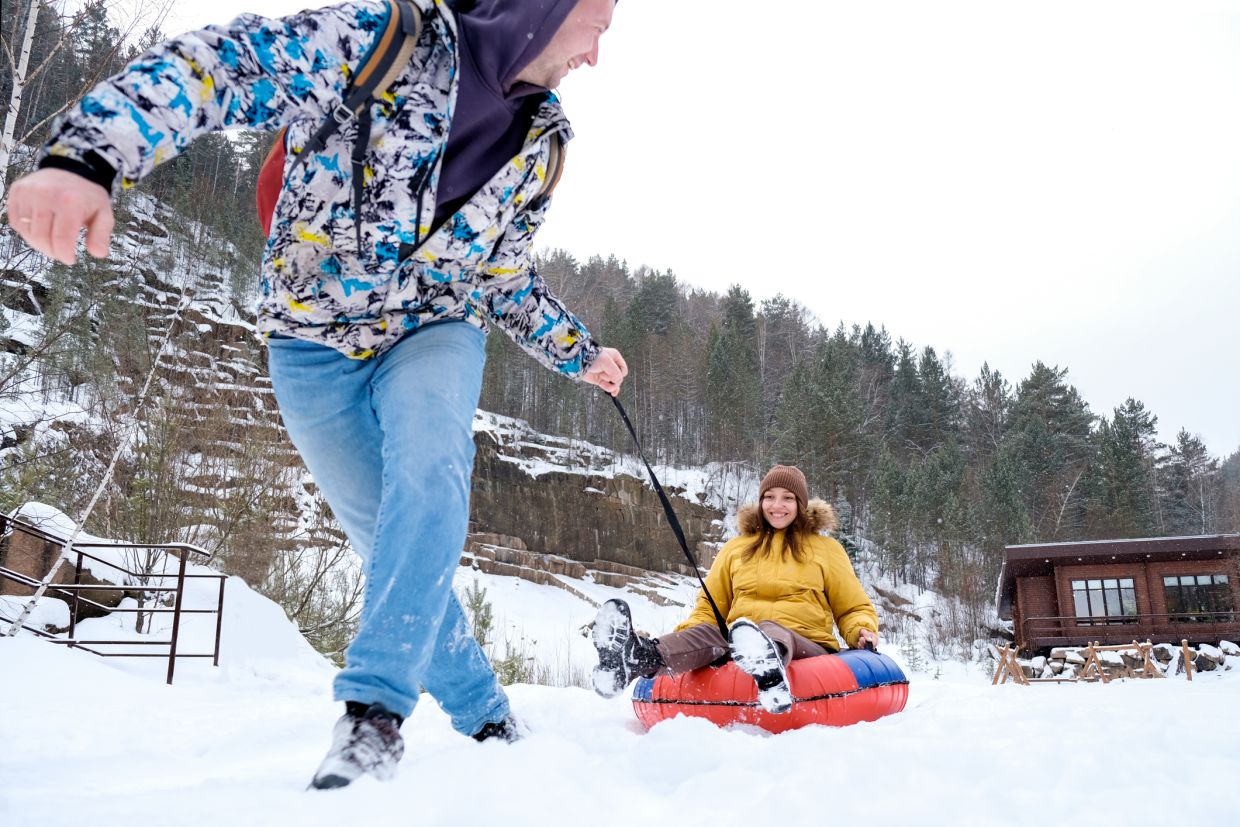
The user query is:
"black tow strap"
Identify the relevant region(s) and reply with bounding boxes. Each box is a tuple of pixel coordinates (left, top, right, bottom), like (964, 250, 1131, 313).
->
(610, 395, 730, 642)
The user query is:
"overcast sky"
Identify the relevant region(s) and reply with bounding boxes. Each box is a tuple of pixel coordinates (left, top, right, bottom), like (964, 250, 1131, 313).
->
(148, 1, 1240, 457)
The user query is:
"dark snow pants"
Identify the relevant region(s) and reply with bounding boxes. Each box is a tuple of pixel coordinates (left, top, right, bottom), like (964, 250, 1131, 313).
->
(654, 621, 834, 675)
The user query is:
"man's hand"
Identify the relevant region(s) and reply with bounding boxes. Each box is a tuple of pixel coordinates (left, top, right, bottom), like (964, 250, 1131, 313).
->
(5, 168, 114, 265)
(582, 347, 628, 396)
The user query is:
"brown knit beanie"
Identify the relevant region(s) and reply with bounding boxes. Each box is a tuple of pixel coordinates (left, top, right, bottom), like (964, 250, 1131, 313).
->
(759, 465, 809, 511)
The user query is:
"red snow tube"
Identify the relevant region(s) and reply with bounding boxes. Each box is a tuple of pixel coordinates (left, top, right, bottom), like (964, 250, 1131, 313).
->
(632, 648, 909, 734)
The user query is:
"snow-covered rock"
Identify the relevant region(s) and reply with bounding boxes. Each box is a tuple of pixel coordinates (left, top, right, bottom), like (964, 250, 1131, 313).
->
(1197, 643, 1223, 662)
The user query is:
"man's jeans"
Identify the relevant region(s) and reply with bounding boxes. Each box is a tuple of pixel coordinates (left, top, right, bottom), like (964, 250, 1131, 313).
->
(266, 322, 508, 733)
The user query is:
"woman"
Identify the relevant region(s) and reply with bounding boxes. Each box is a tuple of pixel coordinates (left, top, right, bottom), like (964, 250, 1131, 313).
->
(591, 465, 879, 714)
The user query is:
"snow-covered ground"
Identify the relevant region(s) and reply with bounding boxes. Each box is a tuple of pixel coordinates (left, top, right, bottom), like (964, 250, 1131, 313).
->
(3, 539, 1239, 827)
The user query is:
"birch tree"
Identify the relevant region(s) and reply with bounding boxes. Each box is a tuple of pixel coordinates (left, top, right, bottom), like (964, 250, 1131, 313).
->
(1, 0, 171, 212)
(0, 0, 44, 209)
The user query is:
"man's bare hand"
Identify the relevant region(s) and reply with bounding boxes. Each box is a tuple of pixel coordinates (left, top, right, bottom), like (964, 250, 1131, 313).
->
(582, 347, 628, 396)
(6, 168, 114, 265)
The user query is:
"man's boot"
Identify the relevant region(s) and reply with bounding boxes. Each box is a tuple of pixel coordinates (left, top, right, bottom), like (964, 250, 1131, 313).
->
(472, 712, 525, 744)
(310, 702, 405, 789)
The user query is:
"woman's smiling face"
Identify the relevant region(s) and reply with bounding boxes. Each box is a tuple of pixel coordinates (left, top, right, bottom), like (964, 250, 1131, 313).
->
(761, 486, 798, 530)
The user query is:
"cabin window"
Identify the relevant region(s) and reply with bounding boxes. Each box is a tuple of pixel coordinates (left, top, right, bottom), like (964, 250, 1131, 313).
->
(1071, 578, 1137, 625)
(1163, 574, 1233, 623)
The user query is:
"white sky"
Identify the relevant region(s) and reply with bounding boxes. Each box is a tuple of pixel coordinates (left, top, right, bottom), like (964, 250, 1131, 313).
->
(149, 1, 1240, 456)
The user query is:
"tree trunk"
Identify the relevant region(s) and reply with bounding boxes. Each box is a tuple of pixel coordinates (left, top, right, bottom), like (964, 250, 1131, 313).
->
(0, 0, 39, 212)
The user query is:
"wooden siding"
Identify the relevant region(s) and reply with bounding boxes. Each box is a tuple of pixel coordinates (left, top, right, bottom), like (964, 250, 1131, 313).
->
(1014, 576, 1057, 646)
(1016, 556, 1240, 653)
(1146, 557, 1240, 616)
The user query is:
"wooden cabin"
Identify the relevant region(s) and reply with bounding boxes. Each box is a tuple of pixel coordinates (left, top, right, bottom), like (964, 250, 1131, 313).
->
(997, 534, 1240, 655)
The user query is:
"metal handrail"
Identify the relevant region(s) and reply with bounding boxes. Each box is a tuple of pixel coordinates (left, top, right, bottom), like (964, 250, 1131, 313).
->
(0, 514, 226, 684)
(0, 514, 214, 561)
(1019, 611, 1240, 650)
(75, 540, 214, 557)
(1024, 611, 1239, 627)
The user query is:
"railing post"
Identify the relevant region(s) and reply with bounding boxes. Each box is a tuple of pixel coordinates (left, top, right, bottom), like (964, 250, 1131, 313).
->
(213, 575, 225, 667)
(67, 550, 84, 647)
(166, 548, 189, 686)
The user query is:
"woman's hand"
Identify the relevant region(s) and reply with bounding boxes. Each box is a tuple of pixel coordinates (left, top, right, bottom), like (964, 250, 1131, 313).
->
(582, 347, 628, 396)
(855, 628, 878, 651)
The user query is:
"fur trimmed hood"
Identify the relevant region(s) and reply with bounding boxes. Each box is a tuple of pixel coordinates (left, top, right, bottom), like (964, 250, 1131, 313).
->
(737, 498, 839, 535)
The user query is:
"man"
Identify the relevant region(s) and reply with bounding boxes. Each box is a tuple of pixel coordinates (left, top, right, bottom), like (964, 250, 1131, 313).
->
(7, 0, 626, 789)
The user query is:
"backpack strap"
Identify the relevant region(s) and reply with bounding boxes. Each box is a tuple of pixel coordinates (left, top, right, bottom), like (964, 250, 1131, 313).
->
(292, 0, 423, 164)
(286, 0, 422, 252)
(530, 131, 566, 210)
(352, 0, 422, 98)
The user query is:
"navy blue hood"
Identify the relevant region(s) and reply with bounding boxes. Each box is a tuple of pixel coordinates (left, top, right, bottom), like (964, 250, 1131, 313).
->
(435, 0, 579, 227)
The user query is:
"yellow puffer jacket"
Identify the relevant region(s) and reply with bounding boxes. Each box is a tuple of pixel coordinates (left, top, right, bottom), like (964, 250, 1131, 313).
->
(676, 499, 878, 651)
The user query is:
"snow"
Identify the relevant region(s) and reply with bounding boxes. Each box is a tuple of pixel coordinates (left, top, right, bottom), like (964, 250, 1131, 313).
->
(4, 546, 1240, 827)
(0, 593, 68, 629)
(0, 374, 94, 444)
(3, 633, 1238, 826)
(0, 303, 41, 347)
(453, 562, 693, 685)
(1197, 643, 1222, 660)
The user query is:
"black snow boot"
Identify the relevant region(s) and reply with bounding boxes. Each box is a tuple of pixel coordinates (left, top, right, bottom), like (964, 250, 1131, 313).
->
(591, 598, 664, 698)
(310, 702, 405, 790)
(472, 713, 524, 744)
(728, 618, 792, 714)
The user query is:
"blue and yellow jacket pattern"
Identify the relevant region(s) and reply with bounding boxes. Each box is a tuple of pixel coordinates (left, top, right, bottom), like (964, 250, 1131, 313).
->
(40, 0, 600, 372)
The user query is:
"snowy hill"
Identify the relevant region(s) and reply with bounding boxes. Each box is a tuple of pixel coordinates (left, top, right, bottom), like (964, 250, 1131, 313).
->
(3, 516, 1239, 827)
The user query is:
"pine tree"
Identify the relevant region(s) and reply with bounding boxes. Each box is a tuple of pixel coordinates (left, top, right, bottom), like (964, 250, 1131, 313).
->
(1005, 363, 1094, 539)
(977, 447, 1032, 558)
(912, 441, 968, 594)
(917, 346, 960, 451)
(964, 362, 1010, 465)
(1220, 450, 1240, 532)
(1085, 398, 1162, 538)
(703, 285, 760, 461)
(808, 330, 864, 491)
(623, 268, 681, 461)
(1160, 429, 1218, 535)
(886, 340, 923, 459)
(772, 357, 820, 478)
(772, 330, 863, 493)
(870, 447, 916, 584)
(852, 323, 895, 504)
(757, 294, 814, 461)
